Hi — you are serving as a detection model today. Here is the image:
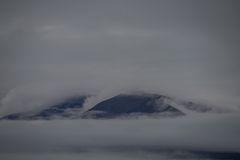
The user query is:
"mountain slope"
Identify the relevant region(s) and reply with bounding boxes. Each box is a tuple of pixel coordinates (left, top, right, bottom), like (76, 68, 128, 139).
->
(1, 96, 87, 120)
(83, 94, 184, 118)
(1, 93, 216, 120)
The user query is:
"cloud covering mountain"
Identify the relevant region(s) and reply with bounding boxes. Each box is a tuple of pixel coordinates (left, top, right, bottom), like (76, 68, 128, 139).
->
(0, 0, 239, 159)
(0, 0, 240, 112)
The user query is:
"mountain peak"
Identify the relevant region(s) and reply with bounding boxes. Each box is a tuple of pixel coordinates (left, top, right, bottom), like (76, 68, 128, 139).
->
(84, 94, 184, 118)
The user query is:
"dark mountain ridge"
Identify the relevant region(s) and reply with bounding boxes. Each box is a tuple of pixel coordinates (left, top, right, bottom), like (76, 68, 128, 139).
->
(1, 96, 87, 120)
(0, 93, 213, 120)
(83, 94, 184, 118)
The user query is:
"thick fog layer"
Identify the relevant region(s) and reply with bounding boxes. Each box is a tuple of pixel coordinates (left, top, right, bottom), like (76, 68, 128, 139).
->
(0, 113, 240, 159)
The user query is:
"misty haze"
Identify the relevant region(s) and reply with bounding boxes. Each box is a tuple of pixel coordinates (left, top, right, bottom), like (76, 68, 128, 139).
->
(0, 0, 240, 160)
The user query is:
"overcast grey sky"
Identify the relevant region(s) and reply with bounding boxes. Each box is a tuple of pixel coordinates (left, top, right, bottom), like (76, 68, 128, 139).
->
(0, 0, 240, 110)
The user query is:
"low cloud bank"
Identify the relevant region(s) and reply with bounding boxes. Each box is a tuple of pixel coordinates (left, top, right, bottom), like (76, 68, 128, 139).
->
(0, 113, 240, 154)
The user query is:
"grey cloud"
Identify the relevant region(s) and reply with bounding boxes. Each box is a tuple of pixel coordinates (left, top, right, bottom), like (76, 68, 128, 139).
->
(0, 113, 240, 158)
(0, 0, 240, 112)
